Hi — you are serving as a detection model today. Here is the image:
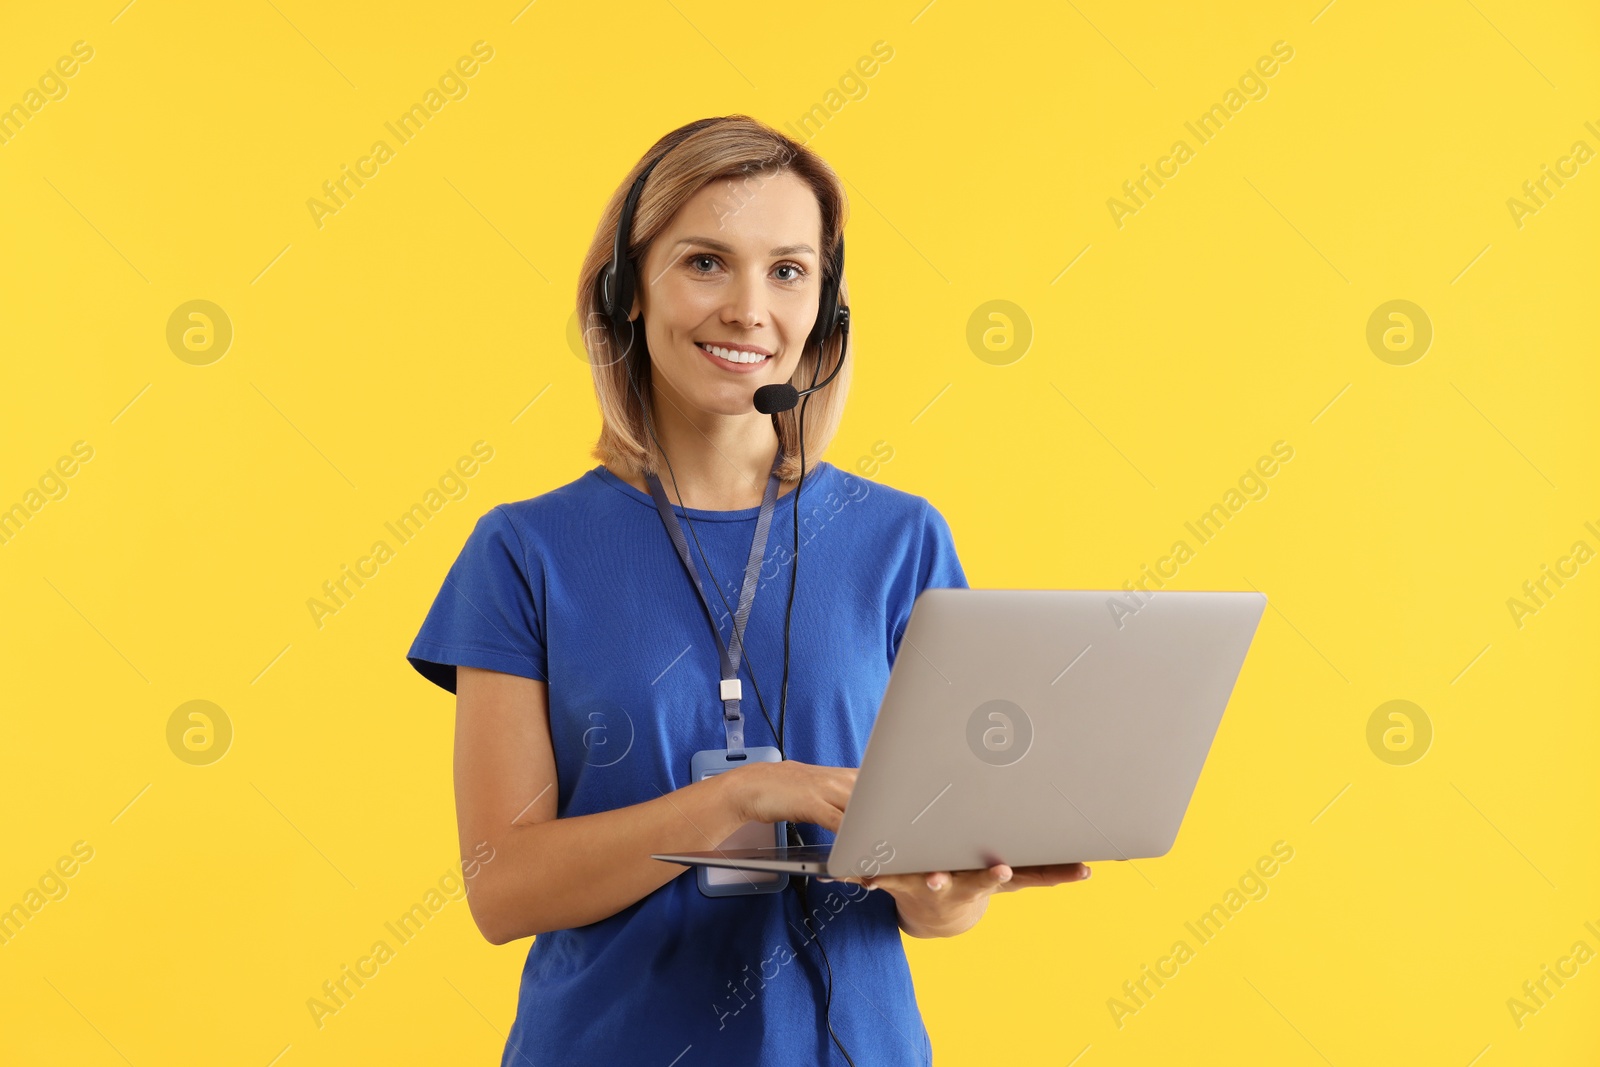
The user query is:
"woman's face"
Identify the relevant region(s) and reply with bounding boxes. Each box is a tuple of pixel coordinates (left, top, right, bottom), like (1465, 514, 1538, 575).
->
(631, 168, 825, 418)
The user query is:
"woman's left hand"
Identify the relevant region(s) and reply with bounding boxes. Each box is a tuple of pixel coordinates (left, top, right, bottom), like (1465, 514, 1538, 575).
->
(817, 861, 1092, 938)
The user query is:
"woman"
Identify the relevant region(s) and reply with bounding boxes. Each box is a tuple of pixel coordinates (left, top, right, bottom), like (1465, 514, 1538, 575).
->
(406, 114, 1090, 1066)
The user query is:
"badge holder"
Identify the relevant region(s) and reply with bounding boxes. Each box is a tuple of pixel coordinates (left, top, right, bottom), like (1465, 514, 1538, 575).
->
(691, 746, 789, 898)
(646, 453, 790, 898)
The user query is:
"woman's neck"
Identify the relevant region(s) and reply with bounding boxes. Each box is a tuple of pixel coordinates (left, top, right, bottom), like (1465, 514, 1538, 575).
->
(612, 390, 800, 510)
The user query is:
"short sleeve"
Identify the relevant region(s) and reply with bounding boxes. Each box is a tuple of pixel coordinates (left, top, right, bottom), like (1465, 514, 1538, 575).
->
(889, 499, 968, 663)
(406, 505, 548, 694)
(915, 499, 968, 597)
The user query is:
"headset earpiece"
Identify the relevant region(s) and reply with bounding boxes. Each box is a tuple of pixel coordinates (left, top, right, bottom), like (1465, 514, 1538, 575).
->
(803, 231, 845, 359)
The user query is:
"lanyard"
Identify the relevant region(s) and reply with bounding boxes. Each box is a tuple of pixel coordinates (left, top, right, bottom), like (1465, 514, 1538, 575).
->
(644, 448, 784, 759)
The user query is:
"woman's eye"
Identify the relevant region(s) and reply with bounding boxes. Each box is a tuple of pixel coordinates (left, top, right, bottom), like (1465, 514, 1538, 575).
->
(685, 254, 806, 283)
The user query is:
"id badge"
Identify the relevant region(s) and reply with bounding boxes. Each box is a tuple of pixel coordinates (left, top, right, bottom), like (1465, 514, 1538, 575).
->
(690, 746, 789, 898)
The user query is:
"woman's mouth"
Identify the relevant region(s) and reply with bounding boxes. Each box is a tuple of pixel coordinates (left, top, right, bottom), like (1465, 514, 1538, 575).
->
(696, 342, 772, 372)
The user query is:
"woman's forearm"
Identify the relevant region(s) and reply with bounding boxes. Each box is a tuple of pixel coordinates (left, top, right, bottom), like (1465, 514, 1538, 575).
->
(472, 770, 753, 943)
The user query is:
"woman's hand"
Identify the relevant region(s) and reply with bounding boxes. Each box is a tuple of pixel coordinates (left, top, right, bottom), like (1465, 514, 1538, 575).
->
(724, 760, 858, 833)
(818, 861, 1092, 938)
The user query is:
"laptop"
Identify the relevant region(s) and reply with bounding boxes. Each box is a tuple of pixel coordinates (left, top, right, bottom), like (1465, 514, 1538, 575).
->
(652, 588, 1267, 881)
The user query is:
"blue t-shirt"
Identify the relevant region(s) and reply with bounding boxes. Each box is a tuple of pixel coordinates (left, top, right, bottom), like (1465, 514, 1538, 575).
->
(407, 460, 968, 1066)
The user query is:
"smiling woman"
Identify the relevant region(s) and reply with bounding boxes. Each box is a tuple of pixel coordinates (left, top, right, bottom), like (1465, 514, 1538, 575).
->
(406, 115, 1005, 1067)
(578, 118, 852, 496)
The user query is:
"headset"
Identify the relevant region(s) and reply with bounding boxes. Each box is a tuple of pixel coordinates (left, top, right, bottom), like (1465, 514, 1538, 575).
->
(598, 122, 849, 414)
(596, 119, 858, 1066)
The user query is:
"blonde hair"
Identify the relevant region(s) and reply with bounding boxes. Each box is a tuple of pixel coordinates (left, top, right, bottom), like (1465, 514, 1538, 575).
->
(577, 115, 852, 482)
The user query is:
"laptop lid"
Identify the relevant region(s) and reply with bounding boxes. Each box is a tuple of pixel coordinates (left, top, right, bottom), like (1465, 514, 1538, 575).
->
(823, 588, 1266, 878)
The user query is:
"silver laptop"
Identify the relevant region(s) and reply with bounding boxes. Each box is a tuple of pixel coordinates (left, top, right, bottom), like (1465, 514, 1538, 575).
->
(652, 588, 1266, 880)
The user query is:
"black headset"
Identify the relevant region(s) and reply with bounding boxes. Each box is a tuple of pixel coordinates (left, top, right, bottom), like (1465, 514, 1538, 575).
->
(597, 119, 849, 414)
(594, 120, 860, 1067)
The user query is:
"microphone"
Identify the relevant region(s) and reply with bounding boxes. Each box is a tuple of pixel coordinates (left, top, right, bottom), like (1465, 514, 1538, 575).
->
(752, 384, 801, 415)
(752, 309, 850, 415)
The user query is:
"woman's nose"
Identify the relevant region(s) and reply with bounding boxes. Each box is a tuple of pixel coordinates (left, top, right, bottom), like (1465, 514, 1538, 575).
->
(722, 271, 766, 328)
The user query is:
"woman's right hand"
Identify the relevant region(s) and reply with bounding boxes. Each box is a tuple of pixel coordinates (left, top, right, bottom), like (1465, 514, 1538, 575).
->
(725, 760, 857, 832)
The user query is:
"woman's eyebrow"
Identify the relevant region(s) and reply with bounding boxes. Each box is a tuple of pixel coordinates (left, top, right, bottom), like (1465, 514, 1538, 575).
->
(677, 235, 817, 257)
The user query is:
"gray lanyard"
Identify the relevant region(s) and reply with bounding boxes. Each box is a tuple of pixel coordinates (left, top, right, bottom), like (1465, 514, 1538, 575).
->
(644, 449, 783, 758)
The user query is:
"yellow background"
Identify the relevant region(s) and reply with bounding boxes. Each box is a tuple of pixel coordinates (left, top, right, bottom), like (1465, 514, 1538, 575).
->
(2, 0, 1596, 1063)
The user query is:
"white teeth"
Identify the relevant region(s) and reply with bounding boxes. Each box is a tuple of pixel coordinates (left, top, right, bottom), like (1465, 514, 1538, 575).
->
(700, 343, 767, 364)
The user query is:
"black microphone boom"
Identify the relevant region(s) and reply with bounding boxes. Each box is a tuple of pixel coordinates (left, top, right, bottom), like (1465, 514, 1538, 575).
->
(752, 309, 850, 415)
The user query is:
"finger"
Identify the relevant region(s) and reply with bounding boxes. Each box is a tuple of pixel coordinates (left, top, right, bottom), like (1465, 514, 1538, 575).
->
(1002, 863, 1092, 891)
(864, 873, 924, 893)
(816, 872, 893, 888)
(830, 872, 915, 893)
(934, 864, 1006, 899)
(968, 863, 1014, 894)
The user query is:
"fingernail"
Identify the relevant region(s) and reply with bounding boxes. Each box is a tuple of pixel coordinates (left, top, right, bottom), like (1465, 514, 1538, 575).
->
(998, 866, 1012, 882)
(1083, 866, 1093, 879)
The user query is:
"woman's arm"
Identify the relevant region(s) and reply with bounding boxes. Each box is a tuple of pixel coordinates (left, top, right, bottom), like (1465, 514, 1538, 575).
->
(453, 665, 756, 943)
(454, 668, 851, 940)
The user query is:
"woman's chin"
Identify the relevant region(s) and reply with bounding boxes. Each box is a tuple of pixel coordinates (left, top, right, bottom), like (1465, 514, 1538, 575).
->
(691, 380, 775, 415)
